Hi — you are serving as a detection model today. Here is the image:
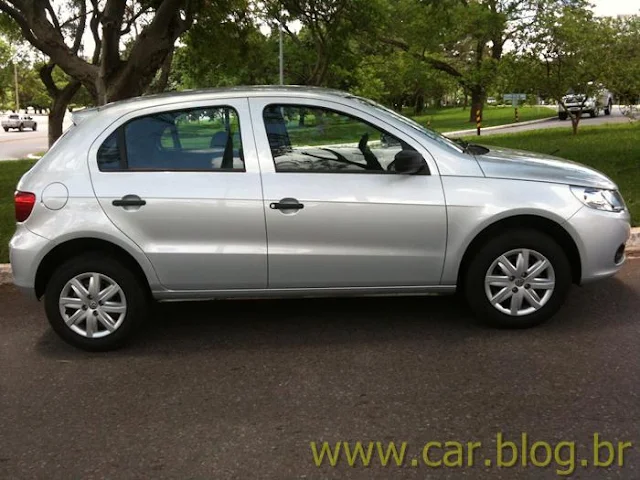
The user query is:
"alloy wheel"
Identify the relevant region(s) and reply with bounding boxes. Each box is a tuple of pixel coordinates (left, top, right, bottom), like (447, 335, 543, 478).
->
(58, 272, 127, 338)
(484, 249, 555, 316)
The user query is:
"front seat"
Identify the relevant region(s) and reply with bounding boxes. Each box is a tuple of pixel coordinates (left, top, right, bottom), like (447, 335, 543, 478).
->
(263, 106, 292, 154)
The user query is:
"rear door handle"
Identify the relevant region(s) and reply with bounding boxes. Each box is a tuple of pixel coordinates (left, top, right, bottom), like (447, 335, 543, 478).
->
(270, 198, 304, 210)
(112, 195, 146, 207)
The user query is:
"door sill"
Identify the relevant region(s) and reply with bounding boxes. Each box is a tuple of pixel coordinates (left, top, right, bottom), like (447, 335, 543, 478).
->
(153, 285, 456, 302)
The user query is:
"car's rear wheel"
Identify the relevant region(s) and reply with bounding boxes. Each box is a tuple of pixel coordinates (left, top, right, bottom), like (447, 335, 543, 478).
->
(464, 229, 572, 329)
(558, 112, 567, 120)
(18, 123, 23, 132)
(604, 100, 612, 115)
(44, 254, 149, 351)
(32, 123, 37, 131)
(2, 127, 7, 132)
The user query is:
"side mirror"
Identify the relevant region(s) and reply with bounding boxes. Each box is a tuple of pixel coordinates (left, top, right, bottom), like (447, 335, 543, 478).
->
(394, 150, 428, 174)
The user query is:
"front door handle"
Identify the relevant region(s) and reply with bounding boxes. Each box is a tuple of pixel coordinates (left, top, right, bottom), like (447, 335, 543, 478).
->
(112, 195, 146, 207)
(270, 198, 304, 210)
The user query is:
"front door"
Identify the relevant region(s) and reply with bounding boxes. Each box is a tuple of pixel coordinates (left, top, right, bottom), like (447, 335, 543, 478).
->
(249, 98, 447, 289)
(88, 99, 267, 291)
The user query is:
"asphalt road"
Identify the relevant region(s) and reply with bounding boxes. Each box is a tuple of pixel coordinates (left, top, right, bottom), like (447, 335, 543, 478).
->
(453, 105, 631, 137)
(1, 259, 639, 479)
(0, 115, 72, 160)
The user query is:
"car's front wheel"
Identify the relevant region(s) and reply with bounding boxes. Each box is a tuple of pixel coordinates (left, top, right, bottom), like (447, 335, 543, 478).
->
(464, 229, 572, 329)
(44, 254, 149, 351)
(32, 122, 37, 131)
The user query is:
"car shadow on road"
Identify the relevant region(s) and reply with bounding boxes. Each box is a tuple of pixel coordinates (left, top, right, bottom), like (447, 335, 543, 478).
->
(34, 276, 637, 359)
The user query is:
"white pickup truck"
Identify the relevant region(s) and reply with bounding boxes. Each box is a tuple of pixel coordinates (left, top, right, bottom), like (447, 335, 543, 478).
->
(1, 114, 38, 132)
(558, 88, 614, 120)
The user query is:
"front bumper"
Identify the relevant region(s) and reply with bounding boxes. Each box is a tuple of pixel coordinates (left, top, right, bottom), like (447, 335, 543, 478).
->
(9, 225, 49, 300)
(565, 206, 631, 284)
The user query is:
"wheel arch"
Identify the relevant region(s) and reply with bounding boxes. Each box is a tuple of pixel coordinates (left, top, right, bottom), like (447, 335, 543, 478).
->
(456, 214, 582, 288)
(34, 237, 153, 299)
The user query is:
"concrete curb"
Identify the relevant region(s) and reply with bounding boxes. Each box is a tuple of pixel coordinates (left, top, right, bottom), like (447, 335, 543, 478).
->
(1, 228, 638, 286)
(445, 116, 555, 138)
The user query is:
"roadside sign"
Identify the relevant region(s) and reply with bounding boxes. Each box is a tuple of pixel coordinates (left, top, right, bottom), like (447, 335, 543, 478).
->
(503, 93, 527, 102)
(503, 93, 527, 108)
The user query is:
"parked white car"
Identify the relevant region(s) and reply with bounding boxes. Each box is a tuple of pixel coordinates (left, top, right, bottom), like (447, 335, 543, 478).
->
(558, 88, 614, 120)
(2, 114, 38, 132)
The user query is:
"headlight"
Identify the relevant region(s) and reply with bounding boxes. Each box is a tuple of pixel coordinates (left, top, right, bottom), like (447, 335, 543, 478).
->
(571, 187, 626, 212)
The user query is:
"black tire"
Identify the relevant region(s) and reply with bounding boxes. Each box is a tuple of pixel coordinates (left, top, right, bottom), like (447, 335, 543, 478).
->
(604, 100, 612, 115)
(32, 123, 37, 131)
(589, 109, 596, 118)
(3, 127, 7, 132)
(463, 229, 572, 329)
(18, 123, 23, 132)
(558, 112, 567, 120)
(44, 254, 149, 351)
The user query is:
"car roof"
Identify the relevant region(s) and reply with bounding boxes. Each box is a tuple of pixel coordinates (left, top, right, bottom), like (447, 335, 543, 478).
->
(72, 86, 358, 124)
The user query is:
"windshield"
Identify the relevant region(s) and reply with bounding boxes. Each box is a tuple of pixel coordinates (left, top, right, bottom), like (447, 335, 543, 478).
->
(8, 114, 19, 119)
(353, 97, 465, 154)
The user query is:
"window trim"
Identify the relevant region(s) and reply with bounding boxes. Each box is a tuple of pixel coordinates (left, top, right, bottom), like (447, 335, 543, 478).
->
(261, 103, 428, 175)
(97, 104, 246, 173)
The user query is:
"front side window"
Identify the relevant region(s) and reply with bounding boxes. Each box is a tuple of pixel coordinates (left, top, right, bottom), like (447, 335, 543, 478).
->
(262, 105, 417, 173)
(97, 106, 244, 172)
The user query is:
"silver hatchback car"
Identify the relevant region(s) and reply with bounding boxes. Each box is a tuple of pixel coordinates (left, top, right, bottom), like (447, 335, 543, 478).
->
(10, 87, 631, 350)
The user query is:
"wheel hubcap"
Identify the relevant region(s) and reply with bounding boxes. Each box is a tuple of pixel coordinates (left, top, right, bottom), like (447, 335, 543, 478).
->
(484, 248, 555, 317)
(58, 272, 127, 338)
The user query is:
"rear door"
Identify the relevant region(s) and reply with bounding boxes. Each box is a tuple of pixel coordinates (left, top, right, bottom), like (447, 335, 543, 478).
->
(249, 97, 447, 289)
(88, 98, 267, 291)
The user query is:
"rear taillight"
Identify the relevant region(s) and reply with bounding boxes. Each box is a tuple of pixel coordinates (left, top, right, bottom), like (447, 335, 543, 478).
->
(15, 191, 36, 222)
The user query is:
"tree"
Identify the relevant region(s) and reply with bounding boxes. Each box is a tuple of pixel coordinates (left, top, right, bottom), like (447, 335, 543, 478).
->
(174, 0, 279, 88)
(262, 0, 383, 86)
(0, 0, 202, 144)
(602, 15, 640, 117)
(352, 50, 456, 113)
(521, 5, 612, 134)
(378, 0, 589, 123)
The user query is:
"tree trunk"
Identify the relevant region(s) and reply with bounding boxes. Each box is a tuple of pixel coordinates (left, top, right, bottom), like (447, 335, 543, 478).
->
(570, 114, 580, 135)
(48, 81, 81, 147)
(414, 90, 425, 115)
(469, 86, 484, 123)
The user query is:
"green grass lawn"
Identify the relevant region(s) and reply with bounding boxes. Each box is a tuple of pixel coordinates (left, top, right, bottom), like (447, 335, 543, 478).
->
(465, 122, 640, 225)
(0, 160, 36, 263)
(412, 105, 555, 132)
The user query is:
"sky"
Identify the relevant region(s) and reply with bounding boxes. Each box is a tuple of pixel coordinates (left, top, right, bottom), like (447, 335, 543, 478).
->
(591, 0, 639, 17)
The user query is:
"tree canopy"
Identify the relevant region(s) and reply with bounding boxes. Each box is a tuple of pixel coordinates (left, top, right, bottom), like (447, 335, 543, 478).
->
(1, 0, 638, 143)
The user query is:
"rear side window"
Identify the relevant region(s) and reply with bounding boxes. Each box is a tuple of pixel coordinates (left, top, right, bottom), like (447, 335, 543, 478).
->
(97, 106, 244, 172)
